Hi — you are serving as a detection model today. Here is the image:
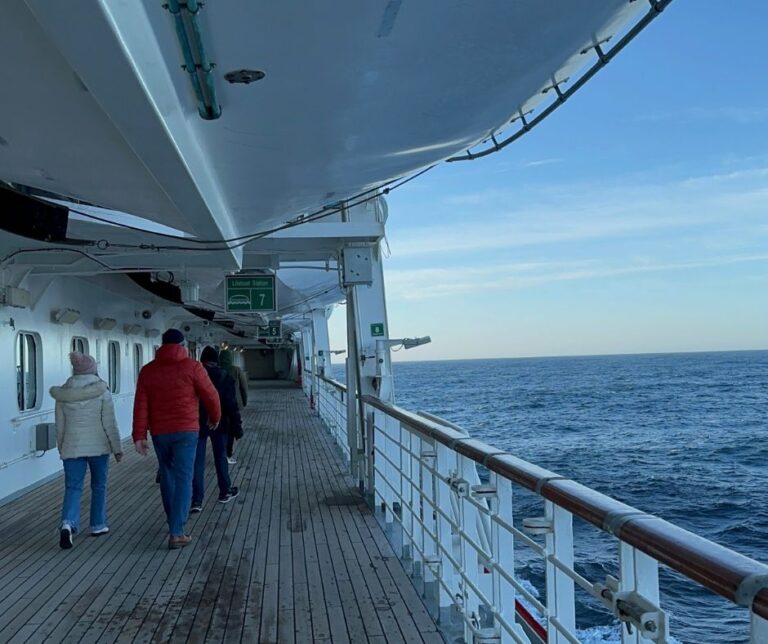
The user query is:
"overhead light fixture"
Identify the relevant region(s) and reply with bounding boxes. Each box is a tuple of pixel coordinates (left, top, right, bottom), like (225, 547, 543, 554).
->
(124, 324, 142, 335)
(164, 0, 221, 120)
(224, 69, 266, 84)
(52, 308, 80, 325)
(94, 317, 117, 330)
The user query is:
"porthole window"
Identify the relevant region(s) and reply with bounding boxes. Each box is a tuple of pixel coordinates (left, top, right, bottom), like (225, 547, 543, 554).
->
(71, 336, 89, 355)
(16, 333, 39, 411)
(108, 341, 120, 393)
(133, 343, 144, 384)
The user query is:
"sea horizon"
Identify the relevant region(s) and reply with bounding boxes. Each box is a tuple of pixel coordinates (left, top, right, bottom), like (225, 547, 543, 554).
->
(385, 346, 768, 364)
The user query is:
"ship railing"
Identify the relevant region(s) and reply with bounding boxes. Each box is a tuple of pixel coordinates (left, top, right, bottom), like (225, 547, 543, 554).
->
(315, 376, 768, 643)
(315, 375, 350, 462)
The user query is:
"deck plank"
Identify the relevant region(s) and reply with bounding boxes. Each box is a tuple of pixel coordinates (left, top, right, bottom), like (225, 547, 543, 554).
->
(0, 384, 442, 643)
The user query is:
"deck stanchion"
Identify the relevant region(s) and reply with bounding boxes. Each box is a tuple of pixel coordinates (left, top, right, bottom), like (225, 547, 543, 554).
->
(459, 454, 483, 641)
(420, 438, 438, 591)
(400, 423, 415, 562)
(545, 502, 576, 644)
(383, 415, 399, 522)
(492, 475, 523, 643)
(435, 441, 457, 618)
(618, 543, 665, 644)
(751, 612, 768, 643)
(410, 431, 424, 578)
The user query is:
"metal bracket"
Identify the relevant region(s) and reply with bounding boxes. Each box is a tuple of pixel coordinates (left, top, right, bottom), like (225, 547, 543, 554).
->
(448, 477, 470, 497)
(423, 555, 442, 571)
(471, 484, 497, 500)
(522, 516, 553, 536)
(596, 575, 668, 642)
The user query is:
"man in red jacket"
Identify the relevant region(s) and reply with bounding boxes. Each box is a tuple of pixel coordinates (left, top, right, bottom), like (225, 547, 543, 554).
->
(133, 328, 221, 549)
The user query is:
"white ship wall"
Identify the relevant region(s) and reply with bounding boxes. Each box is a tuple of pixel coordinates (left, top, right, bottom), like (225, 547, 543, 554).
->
(0, 274, 211, 505)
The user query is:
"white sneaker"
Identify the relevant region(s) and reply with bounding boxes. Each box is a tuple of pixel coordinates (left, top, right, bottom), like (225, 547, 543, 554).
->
(227, 456, 237, 465)
(91, 527, 110, 537)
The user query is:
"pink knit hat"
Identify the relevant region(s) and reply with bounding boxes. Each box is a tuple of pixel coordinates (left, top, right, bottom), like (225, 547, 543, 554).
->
(70, 352, 98, 376)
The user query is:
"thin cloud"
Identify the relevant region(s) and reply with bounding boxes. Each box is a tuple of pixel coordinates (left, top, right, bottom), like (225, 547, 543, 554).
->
(388, 167, 768, 257)
(387, 255, 768, 300)
(523, 158, 562, 167)
(637, 106, 768, 124)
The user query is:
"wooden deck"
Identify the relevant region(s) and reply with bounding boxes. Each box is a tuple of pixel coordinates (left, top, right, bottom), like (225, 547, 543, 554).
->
(0, 384, 443, 643)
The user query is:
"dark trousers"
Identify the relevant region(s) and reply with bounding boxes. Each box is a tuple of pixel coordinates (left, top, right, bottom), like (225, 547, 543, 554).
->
(192, 429, 231, 504)
(227, 431, 236, 458)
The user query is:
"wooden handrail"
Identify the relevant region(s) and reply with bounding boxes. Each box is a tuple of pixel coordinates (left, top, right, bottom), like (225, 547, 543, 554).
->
(360, 394, 768, 619)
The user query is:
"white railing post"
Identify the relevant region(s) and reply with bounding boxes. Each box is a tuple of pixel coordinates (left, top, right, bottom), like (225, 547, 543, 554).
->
(435, 441, 458, 616)
(382, 415, 399, 523)
(400, 423, 415, 561)
(420, 438, 438, 589)
(751, 613, 768, 643)
(491, 475, 524, 643)
(619, 542, 665, 644)
(545, 501, 575, 644)
(410, 431, 424, 578)
(458, 454, 483, 641)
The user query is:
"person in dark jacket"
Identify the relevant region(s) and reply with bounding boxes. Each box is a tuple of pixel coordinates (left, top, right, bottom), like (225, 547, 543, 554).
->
(133, 329, 221, 550)
(219, 349, 248, 464)
(191, 346, 242, 511)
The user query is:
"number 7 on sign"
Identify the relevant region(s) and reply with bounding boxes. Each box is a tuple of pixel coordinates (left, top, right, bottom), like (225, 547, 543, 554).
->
(257, 293, 265, 305)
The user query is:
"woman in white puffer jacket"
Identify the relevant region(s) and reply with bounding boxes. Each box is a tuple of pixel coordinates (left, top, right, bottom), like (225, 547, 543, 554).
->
(50, 352, 123, 549)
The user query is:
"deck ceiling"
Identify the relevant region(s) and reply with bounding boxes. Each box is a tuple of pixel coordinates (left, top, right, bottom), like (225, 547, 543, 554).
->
(1, 0, 645, 242)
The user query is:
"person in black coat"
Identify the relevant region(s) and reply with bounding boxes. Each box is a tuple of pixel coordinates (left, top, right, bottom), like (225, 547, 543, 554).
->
(191, 346, 242, 509)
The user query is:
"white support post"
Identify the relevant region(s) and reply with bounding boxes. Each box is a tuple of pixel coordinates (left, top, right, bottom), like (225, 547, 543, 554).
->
(300, 331, 312, 397)
(409, 433, 424, 575)
(545, 501, 576, 644)
(435, 442, 457, 614)
(311, 309, 331, 412)
(420, 438, 437, 587)
(751, 613, 768, 643)
(382, 415, 399, 522)
(492, 475, 524, 643)
(459, 454, 483, 642)
(619, 543, 665, 644)
(345, 303, 362, 485)
(410, 432, 424, 579)
(400, 423, 414, 561)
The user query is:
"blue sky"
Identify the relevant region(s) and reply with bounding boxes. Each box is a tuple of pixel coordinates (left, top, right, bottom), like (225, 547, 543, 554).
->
(330, 1, 768, 361)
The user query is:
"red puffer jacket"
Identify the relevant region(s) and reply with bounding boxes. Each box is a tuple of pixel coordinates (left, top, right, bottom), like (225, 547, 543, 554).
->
(132, 344, 221, 441)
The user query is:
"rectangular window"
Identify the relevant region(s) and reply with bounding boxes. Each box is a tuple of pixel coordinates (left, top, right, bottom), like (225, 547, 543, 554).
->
(187, 341, 198, 361)
(108, 341, 120, 393)
(133, 343, 144, 384)
(71, 336, 89, 355)
(16, 333, 39, 411)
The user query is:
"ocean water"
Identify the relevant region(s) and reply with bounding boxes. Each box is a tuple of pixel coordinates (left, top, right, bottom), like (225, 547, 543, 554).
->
(335, 350, 768, 643)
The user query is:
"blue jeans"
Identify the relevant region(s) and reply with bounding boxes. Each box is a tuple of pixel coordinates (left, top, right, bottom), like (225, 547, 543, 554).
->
(61, 455, 109, 533)
(192, 429, 231, 504)
(152, 432, 198, 537)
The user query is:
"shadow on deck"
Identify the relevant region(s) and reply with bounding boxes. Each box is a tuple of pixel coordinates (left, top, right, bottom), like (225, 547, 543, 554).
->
(0, 385, 443, 643)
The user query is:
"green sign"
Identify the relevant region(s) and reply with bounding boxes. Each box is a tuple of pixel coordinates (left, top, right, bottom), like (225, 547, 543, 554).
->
(370, 322, 385, 337)
(225, 275, 275, 312)
(256, 321, 282, 339)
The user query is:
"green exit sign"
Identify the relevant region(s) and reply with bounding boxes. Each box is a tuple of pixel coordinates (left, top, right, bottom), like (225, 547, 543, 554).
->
(256, 321, 282, 339)
(225, 275, 276, 312)
(370, 323, 385, 337)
